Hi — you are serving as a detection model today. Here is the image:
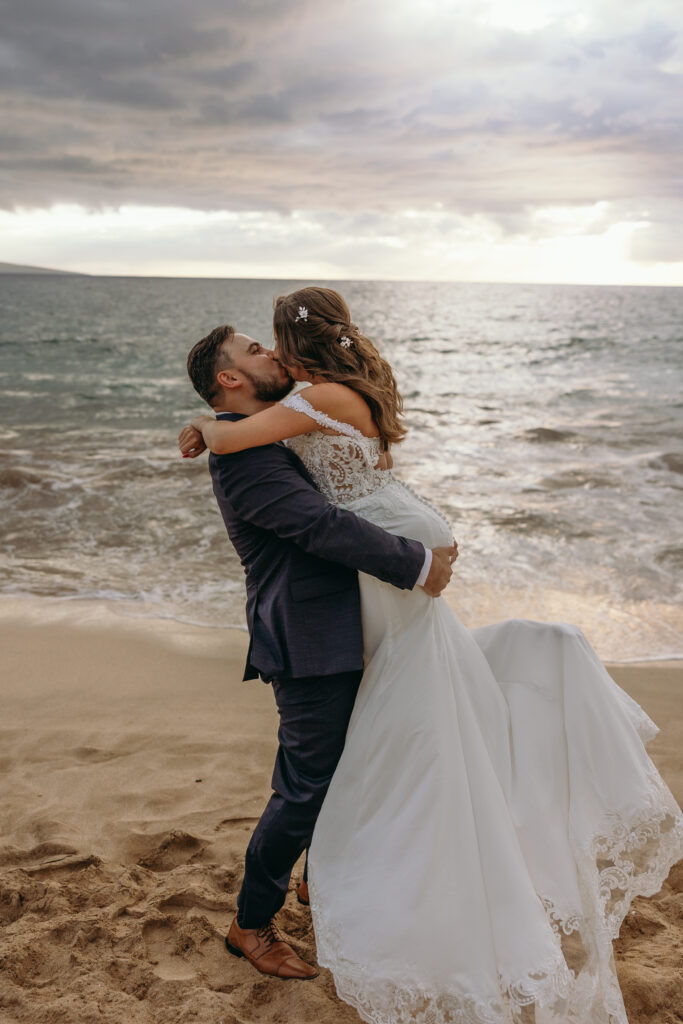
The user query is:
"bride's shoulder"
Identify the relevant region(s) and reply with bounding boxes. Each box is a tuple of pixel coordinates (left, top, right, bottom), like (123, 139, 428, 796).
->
(299, 383, 375, 434)
(301, 382, 366, 415)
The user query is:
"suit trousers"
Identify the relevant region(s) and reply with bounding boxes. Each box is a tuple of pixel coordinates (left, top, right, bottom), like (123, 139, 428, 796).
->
(236, 669, 363, 929)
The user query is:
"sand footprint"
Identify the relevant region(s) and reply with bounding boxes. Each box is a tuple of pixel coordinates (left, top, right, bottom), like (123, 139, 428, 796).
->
(135, 830, 205, 872)
(142, 911, 231, 989)
(143, 918, 199, 981)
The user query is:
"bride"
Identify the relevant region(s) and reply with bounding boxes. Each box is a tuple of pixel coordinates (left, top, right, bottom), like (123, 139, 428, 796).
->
(180, 286, 683, 1024)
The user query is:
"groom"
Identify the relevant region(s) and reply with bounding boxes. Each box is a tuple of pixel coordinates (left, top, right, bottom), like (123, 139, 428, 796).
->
(183, 325, 455, 980)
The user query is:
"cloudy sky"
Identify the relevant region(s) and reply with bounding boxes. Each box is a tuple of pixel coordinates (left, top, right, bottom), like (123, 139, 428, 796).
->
(1, 0, 682, 283)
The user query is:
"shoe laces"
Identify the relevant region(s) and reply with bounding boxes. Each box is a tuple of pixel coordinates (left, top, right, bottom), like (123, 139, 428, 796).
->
(256, 920, 282, 948)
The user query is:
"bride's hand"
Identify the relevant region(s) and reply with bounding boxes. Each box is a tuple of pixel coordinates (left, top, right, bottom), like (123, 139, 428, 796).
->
(178, 423, 208, 458)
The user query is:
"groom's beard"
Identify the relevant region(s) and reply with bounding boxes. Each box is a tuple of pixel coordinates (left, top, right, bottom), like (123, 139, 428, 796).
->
(243, 368, 295, 403)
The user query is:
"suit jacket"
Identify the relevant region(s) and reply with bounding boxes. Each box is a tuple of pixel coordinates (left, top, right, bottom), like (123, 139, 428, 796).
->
(209, 412, 425, 681)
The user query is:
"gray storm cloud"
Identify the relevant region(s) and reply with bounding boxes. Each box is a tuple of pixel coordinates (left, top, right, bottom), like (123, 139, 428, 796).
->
(0, 0, 681, 261)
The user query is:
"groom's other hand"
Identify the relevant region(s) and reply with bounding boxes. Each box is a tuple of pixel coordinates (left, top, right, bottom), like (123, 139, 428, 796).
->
(422, 544, 457, 597)
(179, 425, 207, 459)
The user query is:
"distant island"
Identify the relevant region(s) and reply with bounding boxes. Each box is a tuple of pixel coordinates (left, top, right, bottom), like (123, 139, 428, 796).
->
(0, 261, 84, 275)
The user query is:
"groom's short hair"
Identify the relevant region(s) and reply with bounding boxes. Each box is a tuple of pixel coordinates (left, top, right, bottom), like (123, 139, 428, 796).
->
(187, 325, 235, 406)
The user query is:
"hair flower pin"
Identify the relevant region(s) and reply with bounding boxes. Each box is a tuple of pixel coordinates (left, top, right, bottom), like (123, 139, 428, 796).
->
(339, 336, 352, 348)
(294, 306, 308, 322)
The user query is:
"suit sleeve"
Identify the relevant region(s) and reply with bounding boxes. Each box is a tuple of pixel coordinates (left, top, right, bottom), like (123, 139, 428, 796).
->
(211, 446, 425, 591)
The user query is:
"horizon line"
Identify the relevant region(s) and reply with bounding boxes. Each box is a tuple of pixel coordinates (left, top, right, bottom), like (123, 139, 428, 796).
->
(2, 265, 682, 289)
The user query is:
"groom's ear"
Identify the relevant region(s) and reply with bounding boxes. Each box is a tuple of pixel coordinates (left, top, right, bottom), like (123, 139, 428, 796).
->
(217, 369, 241, 390)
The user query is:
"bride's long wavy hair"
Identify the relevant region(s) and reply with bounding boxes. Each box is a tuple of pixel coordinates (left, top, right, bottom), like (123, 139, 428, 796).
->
(273, 286, 406, 450)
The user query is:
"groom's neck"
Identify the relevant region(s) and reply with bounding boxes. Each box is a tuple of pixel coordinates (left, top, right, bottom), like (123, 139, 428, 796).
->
(212, 397, 276, 417)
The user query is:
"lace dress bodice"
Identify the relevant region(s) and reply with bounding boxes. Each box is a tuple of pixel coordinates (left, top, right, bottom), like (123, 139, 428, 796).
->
(281, 392, 391, 505)
(281, 391, 453, 547)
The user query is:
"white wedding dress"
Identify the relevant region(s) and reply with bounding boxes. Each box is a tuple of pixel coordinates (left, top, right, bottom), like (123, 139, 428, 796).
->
(282, 392, 683, 1024)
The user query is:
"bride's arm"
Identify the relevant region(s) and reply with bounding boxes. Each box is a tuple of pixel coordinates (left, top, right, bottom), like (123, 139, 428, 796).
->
(179, 383, 359, 456)
(179, 404, 318, 456)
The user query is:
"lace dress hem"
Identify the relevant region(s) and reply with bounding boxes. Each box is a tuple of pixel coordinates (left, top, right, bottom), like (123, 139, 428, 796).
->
(310, 765, 683, 1024)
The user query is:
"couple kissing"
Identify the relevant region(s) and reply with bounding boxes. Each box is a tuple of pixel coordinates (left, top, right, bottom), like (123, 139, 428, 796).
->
(179, 286, 683, 1024)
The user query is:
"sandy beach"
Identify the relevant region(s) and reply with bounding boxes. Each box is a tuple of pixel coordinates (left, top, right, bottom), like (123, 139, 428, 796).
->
(1, 603, 681, 1024)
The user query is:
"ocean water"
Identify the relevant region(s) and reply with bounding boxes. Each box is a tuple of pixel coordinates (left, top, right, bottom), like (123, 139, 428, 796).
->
(0, 275, 681, 661)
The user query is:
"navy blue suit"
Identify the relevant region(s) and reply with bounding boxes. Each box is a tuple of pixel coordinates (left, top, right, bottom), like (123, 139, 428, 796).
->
(209, 412, 425, 926)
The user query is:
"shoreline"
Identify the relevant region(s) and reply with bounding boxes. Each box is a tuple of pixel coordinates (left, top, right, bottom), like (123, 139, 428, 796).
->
(1, 592, 682, 666)
(1, 603, 682, 1022)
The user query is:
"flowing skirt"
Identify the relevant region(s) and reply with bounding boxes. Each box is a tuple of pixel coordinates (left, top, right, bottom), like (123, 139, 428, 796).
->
(308, 480, 683, 1024)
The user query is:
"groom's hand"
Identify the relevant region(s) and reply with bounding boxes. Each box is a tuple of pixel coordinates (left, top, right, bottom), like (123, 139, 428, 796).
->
(422, 544, 457, 597)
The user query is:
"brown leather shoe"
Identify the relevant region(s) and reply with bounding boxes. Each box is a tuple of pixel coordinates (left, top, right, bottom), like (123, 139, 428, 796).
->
(225, 916, 318, 980)
(296, 879, 310, 906)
